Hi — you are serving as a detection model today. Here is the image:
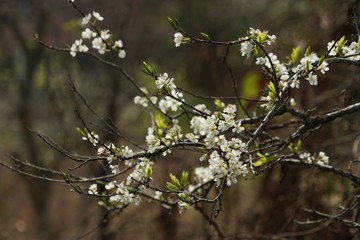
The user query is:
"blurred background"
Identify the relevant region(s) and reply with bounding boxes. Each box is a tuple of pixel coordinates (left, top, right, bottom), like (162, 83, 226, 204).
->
(1, 0, 359, 239)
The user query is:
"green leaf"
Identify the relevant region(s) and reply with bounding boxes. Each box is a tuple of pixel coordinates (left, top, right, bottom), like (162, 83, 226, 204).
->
(290, 47, 300, 64)
(167, 16, 178, 30)
(253, 153, 277, 167)
(288, 139, 302, 154)
(200, 32, 210, 40)
(60, 171, 70, 183)
(256, 32, 267, 44)
(166, 182, 179, 191)
(180, 171, 189, 187)
(267, 81, 276, 94)
(142, 61, 157, 76)
(305, 46, 311, 56)
(295, 139, 302, 153)
(72, 184, 83, 193)
(154, 112, 167, 130)
(253, 152, 268, 167)
(317, 56, 325, 67)
(170, 173, 181, 188)
(356, 36, 360, 51)
(337, 36, 346, 49)
(214, 99, 225, 110)
(76, 127, 85, 137)
(145, 164, 153, 178)
(177, 193, 191, 203)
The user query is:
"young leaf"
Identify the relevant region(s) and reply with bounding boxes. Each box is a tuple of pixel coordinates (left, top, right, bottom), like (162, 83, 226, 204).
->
(200, 32, 210, 40)
(253, 152, 268, 167)
(145, 164, 153, 178)
(267, 81, 276, 94)
(180, 171, 189, 187)
(60, 171, 70, 183)
(154, 112, 167, 130)
(177, 193, 191, 203)
(356, 36, 360, 51)
(142, 61, 157, 76)
(167, 16, 178, 30)
(166, 182, 179, 191)
(76, 127, 85, 137)
(337, 36, 346, 49)
(169, 173, 181, 188)
(295, 139, 302, 153)
(290, 47, 300, 64)
(214, 99, 225, 110)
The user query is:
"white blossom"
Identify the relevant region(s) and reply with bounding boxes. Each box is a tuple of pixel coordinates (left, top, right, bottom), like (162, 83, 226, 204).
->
(81, 28, 97, 39)
(113, 40, 123, 48)
(70, 39, 89, 57)
(81, 131, 99, 146)
(307, 73, 318, 86)
(240, 41, 253, 58)
(289, 98, 296, 107)
(88, 184, 98, 195)
(155, 72, 176, 90)
(92, 11, 104, 21)
(174, 32, 183, 47)
(316, 151, 329, 165)
(92, 37, 107, 54)
(100, 30, 111, 40)
(154, 191, 163, 200)
(105, 181, 117, 190)
(82, 14, 91, 25)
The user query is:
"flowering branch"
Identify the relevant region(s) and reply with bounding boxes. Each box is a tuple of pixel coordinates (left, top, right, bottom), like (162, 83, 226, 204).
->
(2, 1, 360, 238)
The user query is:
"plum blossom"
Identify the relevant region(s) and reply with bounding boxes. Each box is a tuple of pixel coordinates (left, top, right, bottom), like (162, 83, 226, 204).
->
(81, 28, 97, 39)
(92, 37, 107, 54)
(174, 32, 183, 47)
(88, 184, 98, 195)
(82, 14, 91, 25)
(100, 30, 111, 40)
(240, 41, 253, 58)
(92, 11, 104, 21)
(70, 39, 89, 57)
(155, 72, 176, 90)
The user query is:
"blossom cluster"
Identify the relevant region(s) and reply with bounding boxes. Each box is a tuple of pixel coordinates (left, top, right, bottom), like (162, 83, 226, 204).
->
(238, 27, 332, 110)
(240, 28, 276, 58)
(137, 75, 250, 187)
(77, 26, 343, 214)
(86, 140, 153, 209)
(70, 11, 126, 59)
(327, 36, 360, 60)
(299, 151, 330, 166)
